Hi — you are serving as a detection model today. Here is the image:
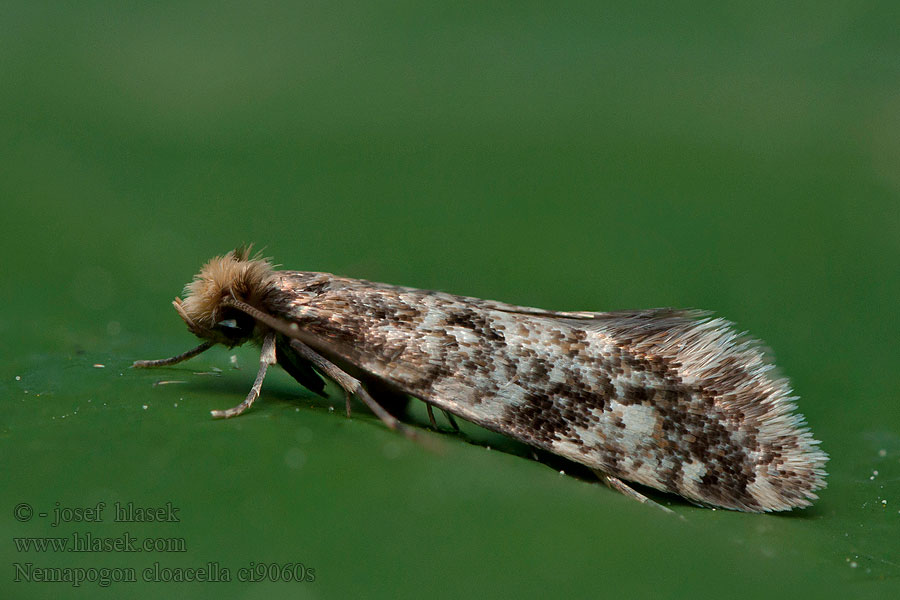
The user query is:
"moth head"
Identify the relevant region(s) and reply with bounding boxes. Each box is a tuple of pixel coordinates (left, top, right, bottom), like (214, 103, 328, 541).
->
(174, 245, 275, 346)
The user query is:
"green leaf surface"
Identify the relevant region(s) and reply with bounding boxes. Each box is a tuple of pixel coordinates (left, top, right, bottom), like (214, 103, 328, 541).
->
(2, 2, 898, 598)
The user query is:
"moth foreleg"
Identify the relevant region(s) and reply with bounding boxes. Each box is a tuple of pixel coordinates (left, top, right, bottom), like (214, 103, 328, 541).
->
(287, 339, 421, 442)
(210, 333, 276, 419)
(593, 470, 676, 516)
(426, 405, 438, 429)
(132, 341, 215, 368)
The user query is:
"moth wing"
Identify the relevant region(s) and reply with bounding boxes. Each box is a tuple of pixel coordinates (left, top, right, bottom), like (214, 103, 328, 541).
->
(491, 303, 711, 326)
(252, 273, 825, 510)
(489, 303, 709, 322)
(551, 308, 777, 376)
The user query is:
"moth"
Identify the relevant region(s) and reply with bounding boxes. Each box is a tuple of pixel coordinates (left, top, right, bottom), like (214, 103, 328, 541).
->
(135, 247, 827, 512)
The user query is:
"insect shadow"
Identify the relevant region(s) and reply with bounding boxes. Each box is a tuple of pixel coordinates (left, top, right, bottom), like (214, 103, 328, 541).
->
(170, 367, 683, 509)
(149, 365, 819, 517)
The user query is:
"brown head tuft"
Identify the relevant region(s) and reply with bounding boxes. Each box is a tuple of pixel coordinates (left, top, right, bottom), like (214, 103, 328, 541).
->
(178, 247, 275, 335)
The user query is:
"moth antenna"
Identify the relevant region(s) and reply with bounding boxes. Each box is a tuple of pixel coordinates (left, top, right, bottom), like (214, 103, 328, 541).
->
(221, 297, 314, 343)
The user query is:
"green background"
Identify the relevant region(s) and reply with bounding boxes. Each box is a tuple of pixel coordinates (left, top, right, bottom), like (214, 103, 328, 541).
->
(2, 2, 898, 598)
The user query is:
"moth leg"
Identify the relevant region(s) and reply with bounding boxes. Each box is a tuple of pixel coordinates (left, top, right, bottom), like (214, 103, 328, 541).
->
(442, 410, 460, 432)
(288, 339, 421, 442)
(344, 390, 352, 418)
(132, 341, 215, 368)
(426, 404, 439, 429)
(593, 470, 676, 515)
(210, 333, 276, 419)
(426, 406, 460, 432)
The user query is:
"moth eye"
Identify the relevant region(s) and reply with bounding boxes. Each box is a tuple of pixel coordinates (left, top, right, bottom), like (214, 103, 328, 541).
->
(213, 312, 255, 342)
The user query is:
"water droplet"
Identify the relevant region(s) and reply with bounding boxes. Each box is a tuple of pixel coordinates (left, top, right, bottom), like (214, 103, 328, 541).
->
(382, 442, 403, 459)
(284, 448, 307, 469)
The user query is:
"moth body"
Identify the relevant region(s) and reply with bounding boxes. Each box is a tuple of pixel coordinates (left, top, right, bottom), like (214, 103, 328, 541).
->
(136, 248, 828, 512)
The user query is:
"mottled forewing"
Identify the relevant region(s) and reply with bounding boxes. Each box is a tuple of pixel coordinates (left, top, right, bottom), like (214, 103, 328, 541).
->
(264, 272, 826, 511)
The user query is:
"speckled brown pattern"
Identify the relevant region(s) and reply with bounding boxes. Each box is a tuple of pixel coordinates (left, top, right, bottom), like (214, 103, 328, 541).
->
(175, 250, 828, 512)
